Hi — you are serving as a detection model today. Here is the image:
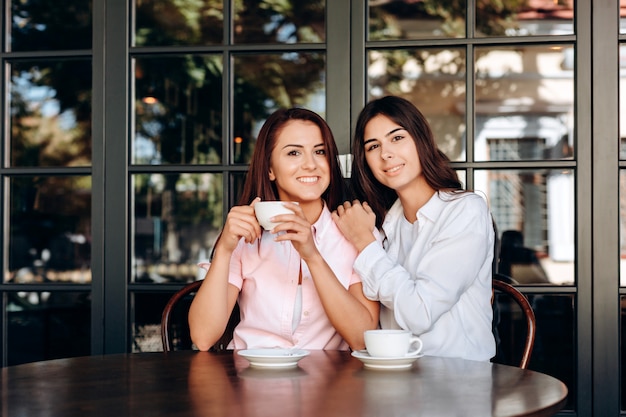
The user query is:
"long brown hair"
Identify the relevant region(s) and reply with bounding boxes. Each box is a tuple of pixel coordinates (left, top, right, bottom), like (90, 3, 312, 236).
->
(351, 96, 462, 228)
(238, 107, 345, 211)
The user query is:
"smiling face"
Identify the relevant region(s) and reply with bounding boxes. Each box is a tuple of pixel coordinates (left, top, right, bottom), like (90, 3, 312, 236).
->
(268, 119, 330, 207)
(362, 114, 424, 196)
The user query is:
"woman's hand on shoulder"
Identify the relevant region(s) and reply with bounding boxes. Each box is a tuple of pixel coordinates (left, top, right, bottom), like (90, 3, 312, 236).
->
(332, 200, 377, 252)
(217, 197, 262, 252)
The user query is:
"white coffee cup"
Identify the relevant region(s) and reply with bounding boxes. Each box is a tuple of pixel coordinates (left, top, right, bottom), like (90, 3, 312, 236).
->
(254, 201, 296, 231)
(364, 329, 423, 358)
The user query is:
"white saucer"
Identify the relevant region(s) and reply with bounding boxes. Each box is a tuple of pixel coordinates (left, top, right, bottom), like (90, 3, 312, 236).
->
(351, 350, 423, 370)
(237, 349, 310, 368)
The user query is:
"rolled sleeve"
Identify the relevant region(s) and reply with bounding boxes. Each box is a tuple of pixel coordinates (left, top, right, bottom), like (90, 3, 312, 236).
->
(354, 193, 494, 338)
(354, 241, 412, 306)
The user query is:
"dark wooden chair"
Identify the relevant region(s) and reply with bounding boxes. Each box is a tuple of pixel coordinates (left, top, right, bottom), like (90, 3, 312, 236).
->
(492, 273, 537, 369)
(491, 217, 536, 369)
(161, 280, 240, 352)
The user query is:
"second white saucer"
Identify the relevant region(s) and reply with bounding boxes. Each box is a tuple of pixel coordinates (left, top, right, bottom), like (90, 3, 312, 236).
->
(351, 350, 423, 370)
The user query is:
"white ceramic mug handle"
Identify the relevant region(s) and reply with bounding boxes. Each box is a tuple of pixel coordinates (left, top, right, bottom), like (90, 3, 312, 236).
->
(407, 336, 423, 355)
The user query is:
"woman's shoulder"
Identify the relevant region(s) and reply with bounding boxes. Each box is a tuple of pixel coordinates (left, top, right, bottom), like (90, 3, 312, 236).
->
(317, 207, 361, 252)
(438, 191, 490, 220)
(441, 190, 488, 207)
(318, 207, 353, 240)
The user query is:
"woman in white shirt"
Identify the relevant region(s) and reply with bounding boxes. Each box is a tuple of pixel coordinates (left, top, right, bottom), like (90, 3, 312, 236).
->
(332, 96, 495, 361)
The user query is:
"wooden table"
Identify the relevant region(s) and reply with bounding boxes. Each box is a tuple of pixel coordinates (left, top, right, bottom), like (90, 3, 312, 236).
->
(1, 350, 567, 417)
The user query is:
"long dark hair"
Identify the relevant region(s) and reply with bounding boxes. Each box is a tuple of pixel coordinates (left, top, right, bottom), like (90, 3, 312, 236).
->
(211, 108, 344, 260)
(351, 96, 462, 228)
(238, 107, 344, 211)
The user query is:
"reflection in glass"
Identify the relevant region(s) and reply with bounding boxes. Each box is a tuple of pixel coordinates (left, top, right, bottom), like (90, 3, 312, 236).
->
(367, 48, 466, 161)
(233, 53, 326, 164)
(133, 56, 223, 165)
(7, 176, 92, 284)
(620, 171, 626, 286)
(480, 169, 574, 285)
(621, 295, 626, 410)
(133, 0, 223, 46)
(233, 0, 325, 44)
(456, 170, 466, 189)
(9, 60, 92, 167)
(132, 173, 223, 283)
(7, 291, 91, 365)
(475, 0, 573, 37)
(494, 293, 574, 409)
(475, 45, 574, 162)
(369, 0, 466, 40)
(132, 292, 172, 352)
(621, 45, 626, 159)
(232, 173, 247, 206)
(9, 0, 92, 51)
(368, 0, 574, 40)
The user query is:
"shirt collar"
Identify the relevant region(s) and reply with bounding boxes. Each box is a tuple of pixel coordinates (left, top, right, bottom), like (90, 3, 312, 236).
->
(382, 191, 452, 239)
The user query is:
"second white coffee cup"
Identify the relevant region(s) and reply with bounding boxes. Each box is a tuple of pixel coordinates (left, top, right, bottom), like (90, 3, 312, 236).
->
(364, 329, 423, 358)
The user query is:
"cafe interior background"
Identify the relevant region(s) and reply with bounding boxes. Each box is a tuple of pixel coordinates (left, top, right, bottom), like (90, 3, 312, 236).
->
(2, 0, 626, 415)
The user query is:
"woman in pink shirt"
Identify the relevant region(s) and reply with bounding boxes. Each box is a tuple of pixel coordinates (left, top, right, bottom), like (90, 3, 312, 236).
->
(189, 108, 380, 351)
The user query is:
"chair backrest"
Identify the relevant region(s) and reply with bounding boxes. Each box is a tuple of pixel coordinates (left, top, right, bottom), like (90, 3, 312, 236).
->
(161, 280, 240, 352)
(492, 274, 536, 369)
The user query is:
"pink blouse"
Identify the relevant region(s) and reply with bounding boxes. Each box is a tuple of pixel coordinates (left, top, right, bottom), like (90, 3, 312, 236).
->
(200, 206, 361, 350)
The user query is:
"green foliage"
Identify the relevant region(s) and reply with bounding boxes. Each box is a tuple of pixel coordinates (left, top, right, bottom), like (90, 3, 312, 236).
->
(10, 60, 92, 167)
(10, 0, 327, 264)
(11, 0, 92, 51)
(370, 0, 529, 39)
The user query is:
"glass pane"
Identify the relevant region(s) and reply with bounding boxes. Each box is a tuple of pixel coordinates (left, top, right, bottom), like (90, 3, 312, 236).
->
(233, 53, 326, 164)
(7, 176, 92, 284)
(475, 45, 574, 161)
(480, 169, 575, 285)
(619, 44, 626, 159)
(133, 56, 223, 165)
(476, 0, 574, 37)
(621, 170, 626, 286)
(233, 0, 325, 44)
(7, 291, 91, 366)
(621, 295, 626, 410)
(132, 173, 223, 283)
(231, 172, 247, 206)
(9, 59, 92, 167)
(494, 293, 574, 410)
(367, 48, 466, 161)
(132, 292, 172, 352)
(9, 0, 92, 51)
(133, 0, 223, 46)
(456, 170, 466, 189)
(369, 0, 466, 40)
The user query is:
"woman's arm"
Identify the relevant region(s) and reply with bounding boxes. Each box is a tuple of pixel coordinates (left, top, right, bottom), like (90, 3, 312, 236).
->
(354, 195, 494, 335)
(188, 252, 240, 351)
(188, 201, 261, 351)
(274, 203, 380, 350)
(307, 255, 380, 350)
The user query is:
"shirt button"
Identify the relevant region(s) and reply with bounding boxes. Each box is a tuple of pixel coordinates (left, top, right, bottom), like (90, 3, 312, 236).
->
(303, 311, 310, 316)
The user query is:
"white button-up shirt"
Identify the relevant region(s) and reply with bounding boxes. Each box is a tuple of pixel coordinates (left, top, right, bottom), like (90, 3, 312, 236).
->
(354, 191, 496, 361)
